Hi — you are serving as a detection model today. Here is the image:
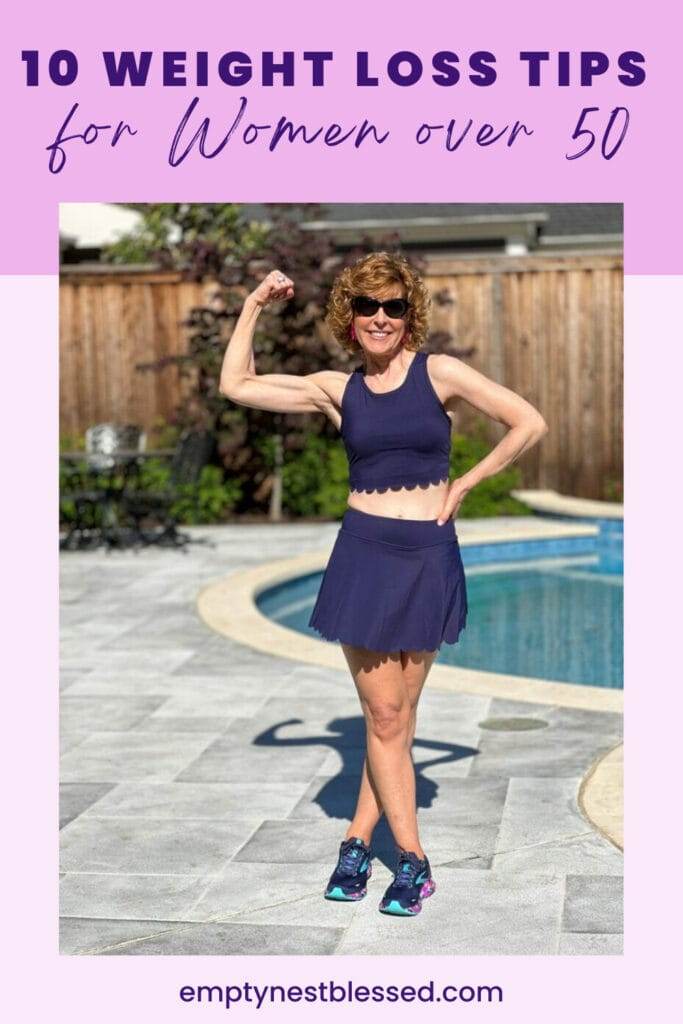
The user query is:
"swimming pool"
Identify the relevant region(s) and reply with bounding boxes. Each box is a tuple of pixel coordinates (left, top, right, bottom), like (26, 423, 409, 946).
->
(256, 518, 623, 689)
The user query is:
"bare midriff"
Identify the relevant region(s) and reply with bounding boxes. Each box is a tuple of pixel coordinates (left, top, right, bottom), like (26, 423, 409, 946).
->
(346, 479, 450, 520)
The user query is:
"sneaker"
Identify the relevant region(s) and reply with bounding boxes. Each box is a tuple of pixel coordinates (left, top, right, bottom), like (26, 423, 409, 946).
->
(324, 836, 372, 901)
(379, 850, 435, 916)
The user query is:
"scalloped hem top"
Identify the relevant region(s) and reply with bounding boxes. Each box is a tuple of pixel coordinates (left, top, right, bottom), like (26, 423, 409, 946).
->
(340, 350, 452, 493)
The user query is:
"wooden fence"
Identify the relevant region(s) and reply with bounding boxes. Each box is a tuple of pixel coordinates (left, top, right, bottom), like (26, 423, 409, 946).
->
(60, 252, 623, 499)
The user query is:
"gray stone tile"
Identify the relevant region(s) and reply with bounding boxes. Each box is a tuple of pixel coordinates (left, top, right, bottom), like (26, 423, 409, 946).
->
(59, 519, 624, 957)
(82, 782, 308, 820)
(100, 613, 216, 648)
(470, 730, 619, 778)
(173, 653, 291, 679)
(493, 778, 624, 875)
(541, 706, 623, 736)
(61, 648, 197, 674)
(60, 677, 82, 694)
(418, 822, 498, 868)
(99, 922, 343, 955)
(60, 696, 167, 733)
(64, 671, 280, 700)
(66, 620, 141, 642)
(316, 734, 480, 780)
(190, 862, 362, 926)
(416, 777, 509, 825)
(131, 716, 235, 734)
(336, 869, 564, 955)
(558, 932, 623, 955)
(60, 917, 178, 955)
(234, 819, 357, 864)
(416, 690, 492, 723)
(60, 872, 212, 921)
(315, 746, 377, 778)
(563, 875, 623, 933)
(60, 637, 110, 659)
(260, 696, 369, 718)
(275, 669, 354, 697)
(234, 819, 496, 870)
(60, 783, 116, 829)
(60, 731, 220, 782)
(62, 671, 193, 696)
(98, 630, 210, 651)
(176, 737, 330, 783)
(143, 693, 270, 718)
(486, 698, 556, 719)
(494, 830, 623, 876)
(60, 731, 90, 756)
(233, 892, 363, 930)
(496, 777, 585, 846)
(415, 728, 482, 778)
(221, 706, 366, 750)
(60, 817, 261, 874)
(290, 775, 508, 830)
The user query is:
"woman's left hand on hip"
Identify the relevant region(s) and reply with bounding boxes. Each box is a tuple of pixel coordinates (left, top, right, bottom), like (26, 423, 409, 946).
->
(436, 481, 471, 526)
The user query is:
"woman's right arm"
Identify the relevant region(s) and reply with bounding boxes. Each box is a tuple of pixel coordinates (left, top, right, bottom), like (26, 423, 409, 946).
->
(219, 269, 333, 416)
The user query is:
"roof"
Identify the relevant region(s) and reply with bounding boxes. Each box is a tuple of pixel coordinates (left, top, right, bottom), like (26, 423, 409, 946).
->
(243, 203, 622, 238)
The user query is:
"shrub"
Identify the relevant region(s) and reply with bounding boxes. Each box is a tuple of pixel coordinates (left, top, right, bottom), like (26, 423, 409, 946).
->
(59, 441, 241, 527)
(281, 435, 349, 518)
(449, 427, 530, 517)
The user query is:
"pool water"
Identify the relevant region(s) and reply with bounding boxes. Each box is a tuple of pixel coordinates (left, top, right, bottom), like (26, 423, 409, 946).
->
(257, 520, 623, 689)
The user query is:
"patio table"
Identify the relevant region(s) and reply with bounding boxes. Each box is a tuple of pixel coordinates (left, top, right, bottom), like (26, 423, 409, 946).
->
(60, 449, 177, 549)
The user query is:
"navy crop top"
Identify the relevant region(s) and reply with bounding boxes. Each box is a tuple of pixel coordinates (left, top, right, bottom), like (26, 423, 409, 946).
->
(340, 350, 452, 493)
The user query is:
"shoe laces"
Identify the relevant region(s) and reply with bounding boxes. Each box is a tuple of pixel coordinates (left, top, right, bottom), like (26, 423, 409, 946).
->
(393, 852, 424, 888)
(339, 839, 366, 875)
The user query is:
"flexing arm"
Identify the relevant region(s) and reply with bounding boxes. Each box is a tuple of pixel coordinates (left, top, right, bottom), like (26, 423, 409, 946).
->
(429, 353, 548, 524)
(219, 269, 332, 416)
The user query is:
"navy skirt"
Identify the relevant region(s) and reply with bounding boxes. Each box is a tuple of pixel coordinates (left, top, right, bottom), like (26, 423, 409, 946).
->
(308, 507, 468, 654)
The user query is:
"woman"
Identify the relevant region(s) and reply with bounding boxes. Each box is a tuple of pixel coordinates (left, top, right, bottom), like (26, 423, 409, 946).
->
(219, 252, 547, 917)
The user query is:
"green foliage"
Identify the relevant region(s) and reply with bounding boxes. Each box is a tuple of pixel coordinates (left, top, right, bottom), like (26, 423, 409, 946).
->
(59, 444, 241, 527)
(131, 457, 242, 524)
(171, 465, 243, 524)
(282, 435, 350, 518)
(145, 417, 183, 450)
(316, 446, 354, 518)
(602, 476, 623, 503)
(59, 432, 85, 453)
(449, 423, 531, 517)
(102, 204, 269, 268)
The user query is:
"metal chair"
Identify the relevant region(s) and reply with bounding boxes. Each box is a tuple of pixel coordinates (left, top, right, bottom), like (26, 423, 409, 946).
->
(60, 424, 146, 550)
(121, 429, 216, 550)
(85, 423, 146, 468)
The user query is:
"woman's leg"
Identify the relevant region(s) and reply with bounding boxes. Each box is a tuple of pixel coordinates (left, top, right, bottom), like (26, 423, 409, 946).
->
(341, 644, 438, 855)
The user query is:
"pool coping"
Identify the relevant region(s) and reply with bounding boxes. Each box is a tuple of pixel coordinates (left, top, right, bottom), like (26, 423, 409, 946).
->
(578, 742, 624, 850)
(197, 520, 623, 715)
(511, 488, 624, 520)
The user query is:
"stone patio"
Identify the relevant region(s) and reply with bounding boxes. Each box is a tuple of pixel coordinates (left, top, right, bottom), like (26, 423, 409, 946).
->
(60, 520, 623, 956)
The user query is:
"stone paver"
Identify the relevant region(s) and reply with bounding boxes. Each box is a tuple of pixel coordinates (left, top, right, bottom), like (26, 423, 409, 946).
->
(60, 816, 262, 874)
(60, 521, 623, 956)
(100, 922, 344, 956)
(336, 870, 565, 955)
(60, 873, 214, 922)
(562, 874, 623, 933)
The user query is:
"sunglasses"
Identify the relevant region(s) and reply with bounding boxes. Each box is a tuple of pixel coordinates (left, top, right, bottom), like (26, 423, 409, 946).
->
(351, 295, 411, 319)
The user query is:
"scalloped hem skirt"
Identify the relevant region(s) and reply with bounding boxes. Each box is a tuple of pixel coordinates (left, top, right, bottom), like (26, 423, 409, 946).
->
(307, 507, 468, 654)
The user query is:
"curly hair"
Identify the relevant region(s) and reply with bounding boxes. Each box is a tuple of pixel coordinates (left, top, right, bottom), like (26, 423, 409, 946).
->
(325, 251, 431, 356)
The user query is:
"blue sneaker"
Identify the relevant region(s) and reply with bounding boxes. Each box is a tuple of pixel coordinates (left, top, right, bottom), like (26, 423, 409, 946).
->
(324, 836, 372, 901)
(379, 850, 435, 916)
